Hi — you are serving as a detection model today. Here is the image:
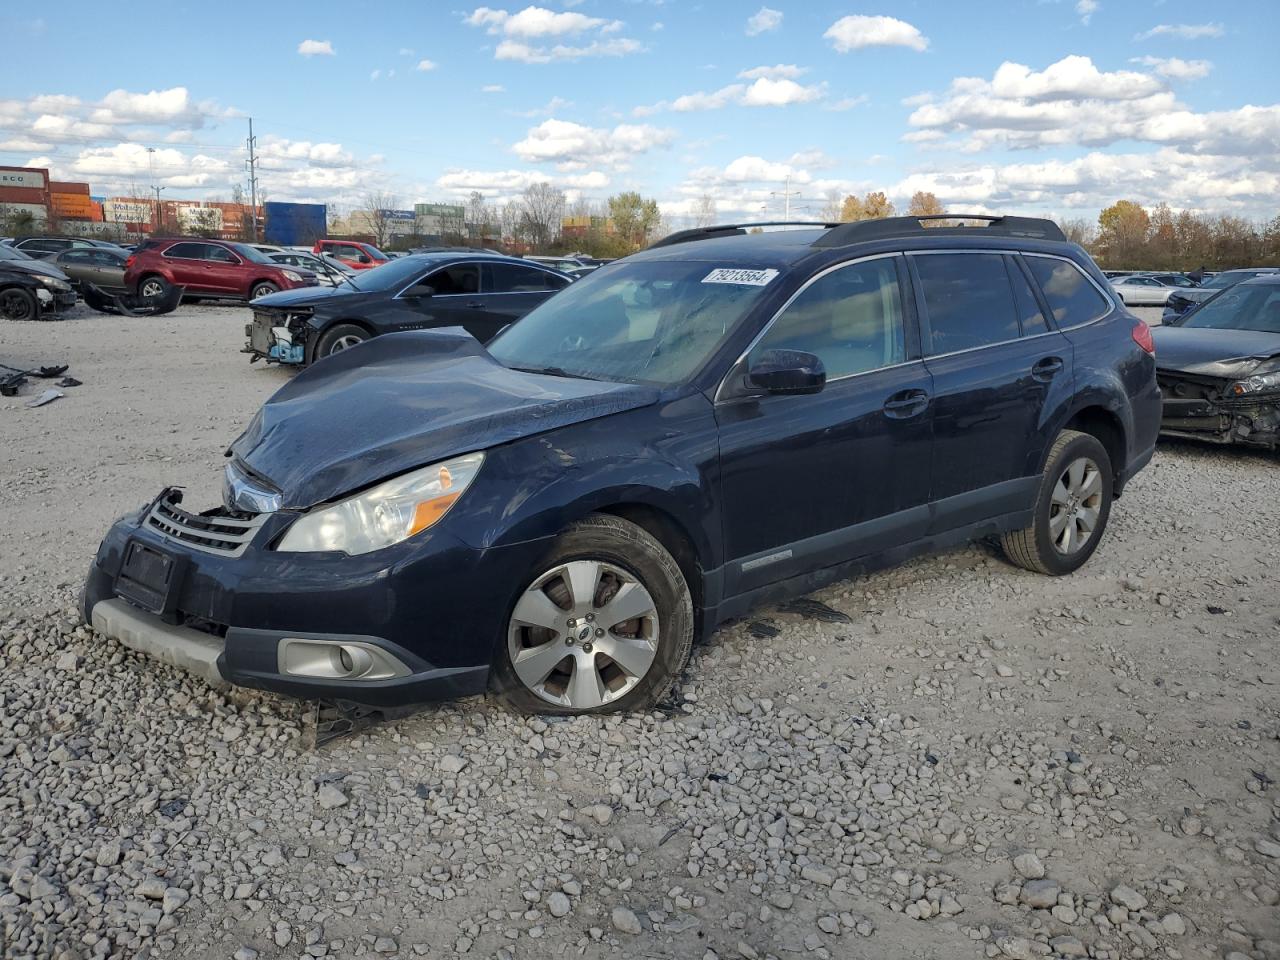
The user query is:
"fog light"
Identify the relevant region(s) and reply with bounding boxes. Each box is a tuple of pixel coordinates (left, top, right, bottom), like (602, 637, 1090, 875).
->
(277, 638, 411, 681)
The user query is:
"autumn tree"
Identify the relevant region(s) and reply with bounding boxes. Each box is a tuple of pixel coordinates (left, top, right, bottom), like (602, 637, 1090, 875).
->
(608, 191, 662, 250)
(908, 191, 944, 218)
(1058, 218, 1097, 247)
(1096, 200, 1151, 267)
(839, 191, 896, 222)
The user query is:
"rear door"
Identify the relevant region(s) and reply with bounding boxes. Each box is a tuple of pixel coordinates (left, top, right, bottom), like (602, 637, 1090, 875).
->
(161, 242, 211, 291)
(91, 251, 127, 289)
(910, 250, 1075, 531)
(481, 262, 571, 339)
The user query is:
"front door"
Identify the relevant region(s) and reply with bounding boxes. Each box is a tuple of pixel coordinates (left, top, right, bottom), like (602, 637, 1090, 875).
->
(715, 255, 934, 596)
(480, 261, 571, 341)
(399, 262, 489, 339)
(909, 251, 1075, 529)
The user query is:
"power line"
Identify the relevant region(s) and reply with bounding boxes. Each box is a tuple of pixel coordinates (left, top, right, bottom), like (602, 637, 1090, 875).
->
(245, 117, 260, 241)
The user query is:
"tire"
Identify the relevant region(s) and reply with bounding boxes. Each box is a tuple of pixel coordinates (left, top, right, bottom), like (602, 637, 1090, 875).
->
(313, 323, 370, 360)
(0, 287, 37, 321)
(492, 514, 694, 715)
(1000, 429, 1113, 576)
(250, 281, 278, 300)
(137, 275, 170, 300)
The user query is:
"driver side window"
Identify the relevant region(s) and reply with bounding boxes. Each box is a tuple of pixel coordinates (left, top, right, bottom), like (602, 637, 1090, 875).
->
(413, 264, 480, 297)
(750, 258, 906, 380)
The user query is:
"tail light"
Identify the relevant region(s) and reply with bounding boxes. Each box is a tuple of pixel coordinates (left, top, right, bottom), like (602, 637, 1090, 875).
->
(125, 255, 135, 269)
(1131, 321, 1154, 355)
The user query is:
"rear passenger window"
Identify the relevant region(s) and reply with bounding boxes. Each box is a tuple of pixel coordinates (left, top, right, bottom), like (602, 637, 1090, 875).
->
(1007, 258, 1049, 335)
(164, 242, 205, 259)
(751, 257, 905, 379)
(914, 253, 1019, 354)
(486, 262, 569, 292)
(1026, 256, 1109, 326)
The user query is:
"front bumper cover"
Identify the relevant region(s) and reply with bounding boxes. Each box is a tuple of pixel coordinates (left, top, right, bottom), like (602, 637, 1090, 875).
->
(82, 492, 549, 706)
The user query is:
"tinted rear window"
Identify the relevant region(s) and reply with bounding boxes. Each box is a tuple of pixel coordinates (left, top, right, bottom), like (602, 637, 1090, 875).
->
(1025, 256, 1109, 326)
(914, 253, 1020, 354)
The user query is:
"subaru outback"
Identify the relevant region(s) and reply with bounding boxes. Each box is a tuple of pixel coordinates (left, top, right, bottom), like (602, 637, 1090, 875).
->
(84, 215, 1160, 714)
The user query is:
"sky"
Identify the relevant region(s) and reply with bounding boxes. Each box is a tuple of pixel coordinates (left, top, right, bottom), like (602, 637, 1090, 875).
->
(1, 0, 1276, 226)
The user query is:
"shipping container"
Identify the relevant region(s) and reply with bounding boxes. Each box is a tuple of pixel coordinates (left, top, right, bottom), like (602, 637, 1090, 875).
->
(50, 180, 90, 196)
(51, 193, 100, 219)
(0, 186, 48, 205)
(263, 201, 327, 246)
(0, 166, 48, 190)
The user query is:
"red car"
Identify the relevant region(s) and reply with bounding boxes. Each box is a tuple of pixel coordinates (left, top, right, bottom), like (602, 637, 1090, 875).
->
(313, 239, 389, 270)
(125, 238, 319, 302)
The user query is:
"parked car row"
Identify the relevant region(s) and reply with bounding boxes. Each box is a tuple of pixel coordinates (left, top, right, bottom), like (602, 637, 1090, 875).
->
(84, 214, 1166, 717)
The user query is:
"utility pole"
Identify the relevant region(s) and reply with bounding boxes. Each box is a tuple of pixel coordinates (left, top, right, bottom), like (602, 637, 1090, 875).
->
(245, 117, 261, 242)
(153, 185, 166, 233)
(770, 173, 802, 220)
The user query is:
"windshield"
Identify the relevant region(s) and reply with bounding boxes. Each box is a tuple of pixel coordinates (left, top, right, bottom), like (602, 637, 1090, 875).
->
(0, 244, 35, 261)
(488, 259, 776, 385)
(339, 256, 436, 291)
(1180, 284, 1280, 333)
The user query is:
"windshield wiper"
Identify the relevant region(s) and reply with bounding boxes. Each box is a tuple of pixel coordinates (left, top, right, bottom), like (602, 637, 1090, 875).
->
(509, 364, 596, 380)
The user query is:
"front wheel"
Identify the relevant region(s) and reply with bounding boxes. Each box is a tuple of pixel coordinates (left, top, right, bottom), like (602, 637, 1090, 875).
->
(313, 323, 370, 360)
(0, 287, 37, 321)
(250, 281, 278, 300)
(1000, 429, 1113, 576)
(493, 514, 694, 714)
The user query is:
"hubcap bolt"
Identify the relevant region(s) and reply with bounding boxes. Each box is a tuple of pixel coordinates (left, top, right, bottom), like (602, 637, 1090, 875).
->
(582, 643, 593, 653)
(567, 618, 576, 628)
(596, 628, 605, 637)
(565, 637, 575, 645)
(585, 613, 594, 622)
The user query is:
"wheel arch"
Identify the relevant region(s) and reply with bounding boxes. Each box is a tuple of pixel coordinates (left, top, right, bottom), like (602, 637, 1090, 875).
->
(304, 316, 376, 364)
(593, 502, 704, 616)
(1059, 405, 1127, 494)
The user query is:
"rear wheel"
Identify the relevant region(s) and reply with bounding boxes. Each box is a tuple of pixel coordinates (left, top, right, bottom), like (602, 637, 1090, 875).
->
(1000, 430, 1113, 576)
(137, 275, 170, 299)
(493, 514, 693, 714)
(250, 281, 278, 300)
(0, 287, 37, 321)
(313, 323, 370, 360)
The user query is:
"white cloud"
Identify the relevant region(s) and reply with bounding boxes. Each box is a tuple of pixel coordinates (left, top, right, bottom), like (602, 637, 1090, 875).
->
(738, 64, 806, 80)
(30, 114, 116, 139)
(297, 39, 335, 57)
(1135, 22, 1224, 41)
(638, 76, 826, 114)
(370, 69, 382, 81)
(91, 87, 214, 127)
(467, 5, 621, 37)
(415, 59, 437, 72)
(494, 37, 641, 63)
(516, 96, 574, 118)
(1075, 0, 1098, 26)
(990, 56, 1162, 101)
(1129, 56, 1212, 81)
(824, 95, 869, 112)
(435, 166, 609, 200)
(824, 15, 928, 53)
(29, 94, 82, 114)
(482, 84, 505, 93)
(745, 7, 782, 36)
(511, 118, 675, 170)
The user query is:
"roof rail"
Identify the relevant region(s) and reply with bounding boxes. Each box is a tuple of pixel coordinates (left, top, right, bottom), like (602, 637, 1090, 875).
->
(812, 214, 1066, 248)
(648, 221, 839, 250)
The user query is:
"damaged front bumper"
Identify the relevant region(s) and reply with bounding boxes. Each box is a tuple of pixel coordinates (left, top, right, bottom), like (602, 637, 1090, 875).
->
(243, 308, 310, 365)
(1157, 372, 1280, 448)
(80, 488, 542, 706)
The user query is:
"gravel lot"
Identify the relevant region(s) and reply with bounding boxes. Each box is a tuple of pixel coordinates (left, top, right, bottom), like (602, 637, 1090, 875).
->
(1, 305, 1277, 960)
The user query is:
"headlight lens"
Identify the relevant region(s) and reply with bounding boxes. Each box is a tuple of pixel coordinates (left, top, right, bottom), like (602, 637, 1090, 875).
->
(1227, 370, 1280, 396)
(277, 452, 484, 554)
(37, 275, 72, 291)
(282, 270, 302, 282)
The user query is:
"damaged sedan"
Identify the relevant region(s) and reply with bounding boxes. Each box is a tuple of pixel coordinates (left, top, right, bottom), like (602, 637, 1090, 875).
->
(1153, 274, 1280, 449)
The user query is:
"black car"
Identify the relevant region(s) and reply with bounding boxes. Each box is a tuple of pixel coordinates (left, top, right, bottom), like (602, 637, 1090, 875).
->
(245, 252, 573, 365)
(49, 247, 128, 291)
(1163, 267, 1280, 322)
(11, 235, 130, 260)
(0, 243, 77, 313)
(84, 215, 1159, 714)
(0, 268, 57, 321)
(1152, 274, 1280, 448)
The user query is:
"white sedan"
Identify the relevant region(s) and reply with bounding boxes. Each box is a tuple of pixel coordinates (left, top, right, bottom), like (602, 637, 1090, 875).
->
(1110, 275, 1176, 306)
(267, 251, 358, 288)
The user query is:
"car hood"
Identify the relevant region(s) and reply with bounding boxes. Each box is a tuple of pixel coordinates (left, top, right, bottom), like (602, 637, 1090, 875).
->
(228, 329, 661, 509)
(253, 284, 376, 309)
(5, 258, 68, 281)
(1153, 326, 1280, 377)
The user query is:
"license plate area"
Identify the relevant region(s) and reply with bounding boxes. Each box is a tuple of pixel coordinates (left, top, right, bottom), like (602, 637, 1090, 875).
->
(115, 539, 186, 617)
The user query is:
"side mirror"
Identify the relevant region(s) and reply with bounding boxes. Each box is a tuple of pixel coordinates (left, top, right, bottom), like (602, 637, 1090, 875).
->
(357, 255, 371, 264)
(747, 349, 826, 396)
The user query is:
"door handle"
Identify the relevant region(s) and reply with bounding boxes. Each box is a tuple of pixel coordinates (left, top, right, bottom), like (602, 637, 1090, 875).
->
(1032, 356, 1064, 381)
(883, 388, 930, 419)
(464, 300, 484, 309)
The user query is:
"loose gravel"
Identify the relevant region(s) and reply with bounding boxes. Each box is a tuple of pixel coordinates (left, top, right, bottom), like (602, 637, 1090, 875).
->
(1, 305, 1277, 960)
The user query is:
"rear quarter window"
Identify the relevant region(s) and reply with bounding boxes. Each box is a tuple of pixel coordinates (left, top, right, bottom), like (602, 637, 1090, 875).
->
(1025, 256, 1110, 327)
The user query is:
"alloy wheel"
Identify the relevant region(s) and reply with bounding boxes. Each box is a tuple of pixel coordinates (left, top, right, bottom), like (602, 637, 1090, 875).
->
(1049, 456, 1102, 555)
(330, 334, 364, 353)
(139, 279, 165, 298)
(507, 559, 660, 710)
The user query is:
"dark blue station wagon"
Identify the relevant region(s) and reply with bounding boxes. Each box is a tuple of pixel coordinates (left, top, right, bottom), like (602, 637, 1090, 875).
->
(84, 216, 1161, 715)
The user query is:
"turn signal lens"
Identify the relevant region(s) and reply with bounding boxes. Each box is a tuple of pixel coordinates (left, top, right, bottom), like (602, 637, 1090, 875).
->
(1131, 321, 1154, 355)
(409, 493, 460, 536)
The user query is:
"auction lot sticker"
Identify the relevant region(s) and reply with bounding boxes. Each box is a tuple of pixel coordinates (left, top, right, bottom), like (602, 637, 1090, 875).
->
(701, 268, 779, 286)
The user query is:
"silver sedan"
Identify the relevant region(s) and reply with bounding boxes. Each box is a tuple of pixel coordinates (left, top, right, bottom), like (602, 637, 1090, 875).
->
(1109, 275, 1176, 306)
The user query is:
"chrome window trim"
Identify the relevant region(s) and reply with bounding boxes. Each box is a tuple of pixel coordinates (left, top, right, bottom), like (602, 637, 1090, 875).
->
(714, 252, 907, 403)
(162, 242, 243, 265)
(392, 261, 567, 300)
(392, 260, 483, 301)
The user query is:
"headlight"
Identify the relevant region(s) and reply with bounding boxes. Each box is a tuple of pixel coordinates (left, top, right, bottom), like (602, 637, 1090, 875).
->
(277, 452, 484, 554)
(1227, 370, 1280, 396)
(282, 270, 302, 282)
(36, 275, 72, 291)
